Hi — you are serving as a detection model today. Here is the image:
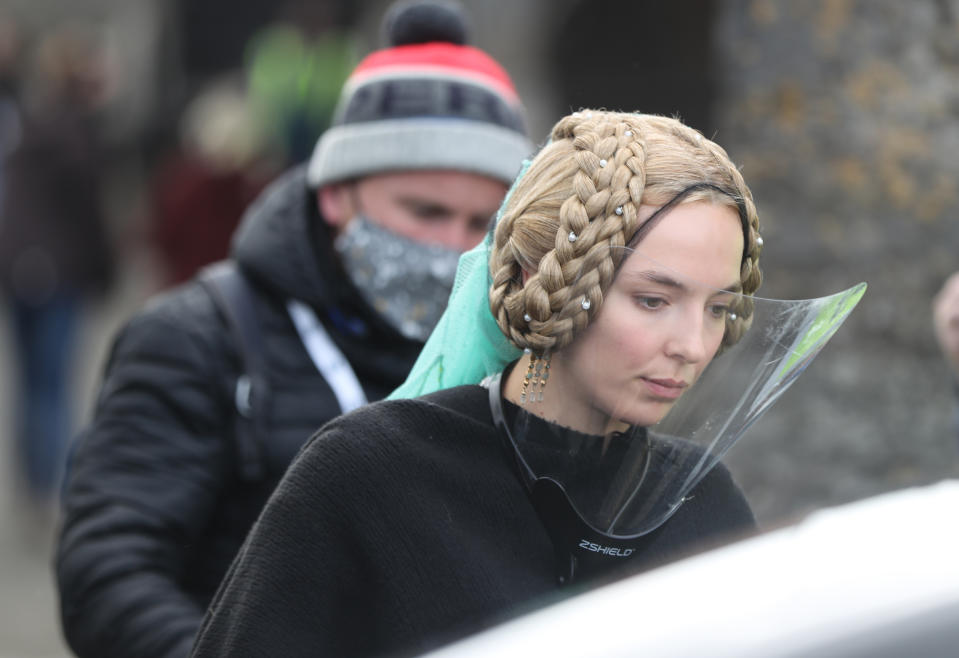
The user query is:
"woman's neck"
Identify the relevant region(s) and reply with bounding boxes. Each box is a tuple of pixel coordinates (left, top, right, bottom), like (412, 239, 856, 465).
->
(502, 353, 629, 436)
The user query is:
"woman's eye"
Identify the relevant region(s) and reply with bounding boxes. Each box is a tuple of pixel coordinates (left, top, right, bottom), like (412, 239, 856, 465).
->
(637, 296, 665, 310)
(708, 304, 729, 319)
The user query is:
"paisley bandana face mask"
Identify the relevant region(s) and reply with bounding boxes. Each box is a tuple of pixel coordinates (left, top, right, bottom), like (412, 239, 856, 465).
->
(334, 214, 461, 342)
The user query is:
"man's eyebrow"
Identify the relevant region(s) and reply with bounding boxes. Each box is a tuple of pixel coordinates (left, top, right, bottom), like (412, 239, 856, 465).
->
(626, 270, 742, 294)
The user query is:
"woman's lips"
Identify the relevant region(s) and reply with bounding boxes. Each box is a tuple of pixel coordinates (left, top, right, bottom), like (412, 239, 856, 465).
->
(641, 377, 687, 400)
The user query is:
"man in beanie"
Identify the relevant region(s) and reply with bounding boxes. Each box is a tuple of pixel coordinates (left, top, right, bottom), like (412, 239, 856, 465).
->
(55, 3, 532, 657)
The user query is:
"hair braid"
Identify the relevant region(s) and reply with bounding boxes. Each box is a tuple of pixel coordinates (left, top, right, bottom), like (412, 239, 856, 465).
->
(491, 112, 649, 351)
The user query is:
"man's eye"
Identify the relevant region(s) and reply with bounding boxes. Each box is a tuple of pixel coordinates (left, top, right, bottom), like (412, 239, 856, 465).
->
(469, 218, 491, 234)
(410, 206, 449, 221)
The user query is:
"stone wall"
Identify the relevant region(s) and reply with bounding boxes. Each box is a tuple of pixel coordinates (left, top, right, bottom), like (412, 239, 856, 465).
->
(712, 0, 959, 525)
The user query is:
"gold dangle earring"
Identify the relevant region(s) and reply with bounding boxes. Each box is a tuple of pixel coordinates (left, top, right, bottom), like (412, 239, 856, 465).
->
(521, 350, 551, 404)
(534, 352, 551, 402)
(520, 350, 534, 404)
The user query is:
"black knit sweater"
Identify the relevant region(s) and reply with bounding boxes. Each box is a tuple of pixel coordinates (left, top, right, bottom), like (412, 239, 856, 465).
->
(191, 385, 756, 658)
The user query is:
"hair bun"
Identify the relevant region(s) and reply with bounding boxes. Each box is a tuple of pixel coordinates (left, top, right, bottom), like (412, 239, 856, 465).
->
(382, 1, 470, 47)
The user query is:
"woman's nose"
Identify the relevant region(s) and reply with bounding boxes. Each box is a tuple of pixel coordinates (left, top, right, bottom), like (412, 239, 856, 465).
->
(664, 314, 708, 364)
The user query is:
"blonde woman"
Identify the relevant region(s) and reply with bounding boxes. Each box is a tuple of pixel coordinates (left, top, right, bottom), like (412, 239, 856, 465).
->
(191, 110, 863, 658)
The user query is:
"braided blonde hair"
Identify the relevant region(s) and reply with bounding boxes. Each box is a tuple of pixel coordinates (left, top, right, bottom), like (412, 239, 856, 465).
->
(489, 110, 763, 353)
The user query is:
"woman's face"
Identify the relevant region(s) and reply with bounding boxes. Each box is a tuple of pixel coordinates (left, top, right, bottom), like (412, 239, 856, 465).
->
(548, 201, 745, 433)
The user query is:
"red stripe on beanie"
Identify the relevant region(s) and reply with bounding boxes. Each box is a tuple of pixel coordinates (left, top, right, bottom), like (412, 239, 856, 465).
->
(350, 42, 519, 102)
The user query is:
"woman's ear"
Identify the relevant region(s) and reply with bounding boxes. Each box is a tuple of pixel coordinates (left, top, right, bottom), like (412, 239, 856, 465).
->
(522, 269, 531, 285)
(317, 183, 354, 230)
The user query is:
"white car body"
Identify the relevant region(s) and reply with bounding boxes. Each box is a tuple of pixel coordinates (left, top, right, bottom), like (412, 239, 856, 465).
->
(425, 479, 959, 658)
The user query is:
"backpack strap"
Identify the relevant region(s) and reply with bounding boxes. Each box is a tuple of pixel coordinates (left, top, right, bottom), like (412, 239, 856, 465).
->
(198, 261, 268, 482)
(286, 299, 368, 413)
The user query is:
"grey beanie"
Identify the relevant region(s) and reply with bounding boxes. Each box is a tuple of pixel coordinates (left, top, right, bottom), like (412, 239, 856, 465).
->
(306, 1, 532, 187)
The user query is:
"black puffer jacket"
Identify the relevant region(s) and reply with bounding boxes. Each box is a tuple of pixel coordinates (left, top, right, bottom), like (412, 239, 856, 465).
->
(55, 166, 424, 658)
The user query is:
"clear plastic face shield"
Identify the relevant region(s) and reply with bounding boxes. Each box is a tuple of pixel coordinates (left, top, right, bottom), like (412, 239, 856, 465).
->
(487, 245, 865, 579)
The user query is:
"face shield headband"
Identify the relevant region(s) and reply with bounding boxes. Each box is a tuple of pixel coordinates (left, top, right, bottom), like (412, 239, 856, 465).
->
(485, 246, 865, 584)
(625, 182, 751, 262)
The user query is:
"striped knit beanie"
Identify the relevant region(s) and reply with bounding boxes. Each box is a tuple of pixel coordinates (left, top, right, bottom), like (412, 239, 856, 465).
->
(306, 1, 532, 188)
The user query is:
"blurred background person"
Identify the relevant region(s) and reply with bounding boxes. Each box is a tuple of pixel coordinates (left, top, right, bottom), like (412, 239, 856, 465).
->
(933, 271, 959, 439)
(933, 271, 959, 376)
(147, 75, 282, 288)
(0, 20, 117, 503)
(55, 2, 532, 657)
(145, 0, 357, 290)
(243, 0, 357, 165)
(0, 13, 22, 213)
